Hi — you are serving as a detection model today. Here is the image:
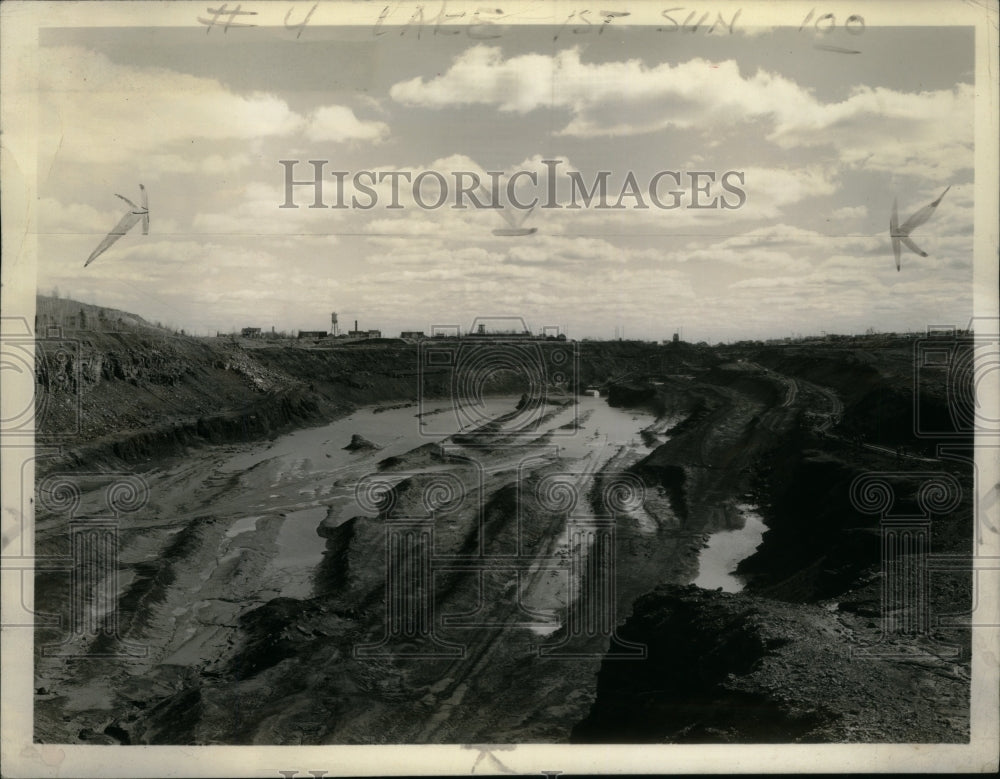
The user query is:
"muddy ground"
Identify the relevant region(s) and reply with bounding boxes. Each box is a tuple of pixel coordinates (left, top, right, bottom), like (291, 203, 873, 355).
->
(31, 298, 972, 744)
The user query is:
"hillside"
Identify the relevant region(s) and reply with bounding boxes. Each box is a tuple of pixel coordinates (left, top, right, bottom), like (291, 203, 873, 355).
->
(32, 296, 719, 472)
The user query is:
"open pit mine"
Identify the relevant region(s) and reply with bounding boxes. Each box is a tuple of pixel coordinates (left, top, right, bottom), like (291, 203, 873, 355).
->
(31, 297, 972, 745)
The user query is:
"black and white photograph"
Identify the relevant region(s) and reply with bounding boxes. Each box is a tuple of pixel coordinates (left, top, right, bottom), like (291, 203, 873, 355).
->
(1, 1, 998, 775)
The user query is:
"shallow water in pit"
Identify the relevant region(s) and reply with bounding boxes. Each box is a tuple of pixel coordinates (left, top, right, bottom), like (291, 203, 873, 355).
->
(224, 515, 261, 539)
(216, 395, 654, 600)
(693, 504, 767, 592)
(554, 401, 652, 466)
(268, 506, 329, 598)
(219, 399, 456, 476)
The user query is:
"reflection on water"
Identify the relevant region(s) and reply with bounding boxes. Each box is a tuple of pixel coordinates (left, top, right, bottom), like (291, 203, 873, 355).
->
(214, 394, 655, 599)
(269, 506, 328, 598)
(693, 504, 766, 593)
(223, 515, 261, 539)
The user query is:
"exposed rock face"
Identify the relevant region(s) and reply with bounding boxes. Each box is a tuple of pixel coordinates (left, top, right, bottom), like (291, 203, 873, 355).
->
(343, 433, 379, 451)
(573, 584, 970, 743)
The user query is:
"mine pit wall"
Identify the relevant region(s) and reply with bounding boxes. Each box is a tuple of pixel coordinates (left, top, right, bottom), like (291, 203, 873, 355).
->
(34, 338, 508, 475)
(736, 438, 877, 602)
(736, 345, 973, 602)
(739, 436, 973, 607)
(611, 352, 973, 606)
(36, 333, 721, 475)
(748, 343, 961, 456)
(50, 389, 325, 473)
(573, 357, 972, 744)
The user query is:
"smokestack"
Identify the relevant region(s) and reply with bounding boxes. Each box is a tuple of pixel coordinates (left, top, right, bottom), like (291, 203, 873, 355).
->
(354, 319, 358, 332)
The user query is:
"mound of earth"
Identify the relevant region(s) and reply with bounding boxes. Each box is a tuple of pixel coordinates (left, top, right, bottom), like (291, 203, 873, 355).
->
(573, 584, 969, 744)
(377, 442, 445, 471)
(343, 433, 380, 451)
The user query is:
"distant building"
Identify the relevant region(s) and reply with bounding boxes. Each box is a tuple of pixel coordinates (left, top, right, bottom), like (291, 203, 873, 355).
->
(400, 330, 426, 340)
(347, 329, 382, 339)
(467, 322, 532, 339)
(298, 330, 329, 339)
(430, 325, 461, 339)
(241, 327, 262, 338)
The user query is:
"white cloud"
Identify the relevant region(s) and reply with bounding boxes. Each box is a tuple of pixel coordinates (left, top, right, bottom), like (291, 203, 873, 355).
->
(192, 181, 348, 235)
(38, 195, 180, 237)
(38, 46, 389, 169)
(390, 47, 972, 180)
(744, 167, 837, 209)
(768, 83, 973, 180)
(506, 235, 635, 266)
(40, 47, 299, 164)
(37, 197, 125, 235)
(390, 46, 557, 113)
(831, 205, 868, 221)
(305, 106, 389, 143)
(340, 242, 698, 337)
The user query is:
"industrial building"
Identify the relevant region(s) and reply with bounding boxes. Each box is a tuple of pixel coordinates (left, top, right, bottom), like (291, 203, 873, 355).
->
(344, 318, 381, 339)
(467, 322, 532, 338)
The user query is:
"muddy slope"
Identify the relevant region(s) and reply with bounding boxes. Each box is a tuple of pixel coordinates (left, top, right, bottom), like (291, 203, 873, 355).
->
(574, 349, 973, 744)
(573, 584, 969, 743)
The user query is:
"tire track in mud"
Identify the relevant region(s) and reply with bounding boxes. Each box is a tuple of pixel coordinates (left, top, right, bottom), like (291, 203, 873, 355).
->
(33, 451, 304, 740)
(409, 434, 660, 741)
(366, 383, 780, 742)
(42, 389, 775, 744)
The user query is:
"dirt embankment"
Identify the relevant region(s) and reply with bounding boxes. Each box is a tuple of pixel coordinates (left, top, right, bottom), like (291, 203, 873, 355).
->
(31, 326, 431, 473)
(738, 441, 972, 606)
(573, 584, 969, 743)
(34, 321, 332, 473)
(35, 297, 713, 475)
(628, 365, 791, 528)
(748, 341, 968, 455)
(728, 343, 973, 602)
(574, 347, 972, 743)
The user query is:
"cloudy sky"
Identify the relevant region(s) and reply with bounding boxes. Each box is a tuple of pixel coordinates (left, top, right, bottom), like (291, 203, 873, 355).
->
(33, 22, 975, 341)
